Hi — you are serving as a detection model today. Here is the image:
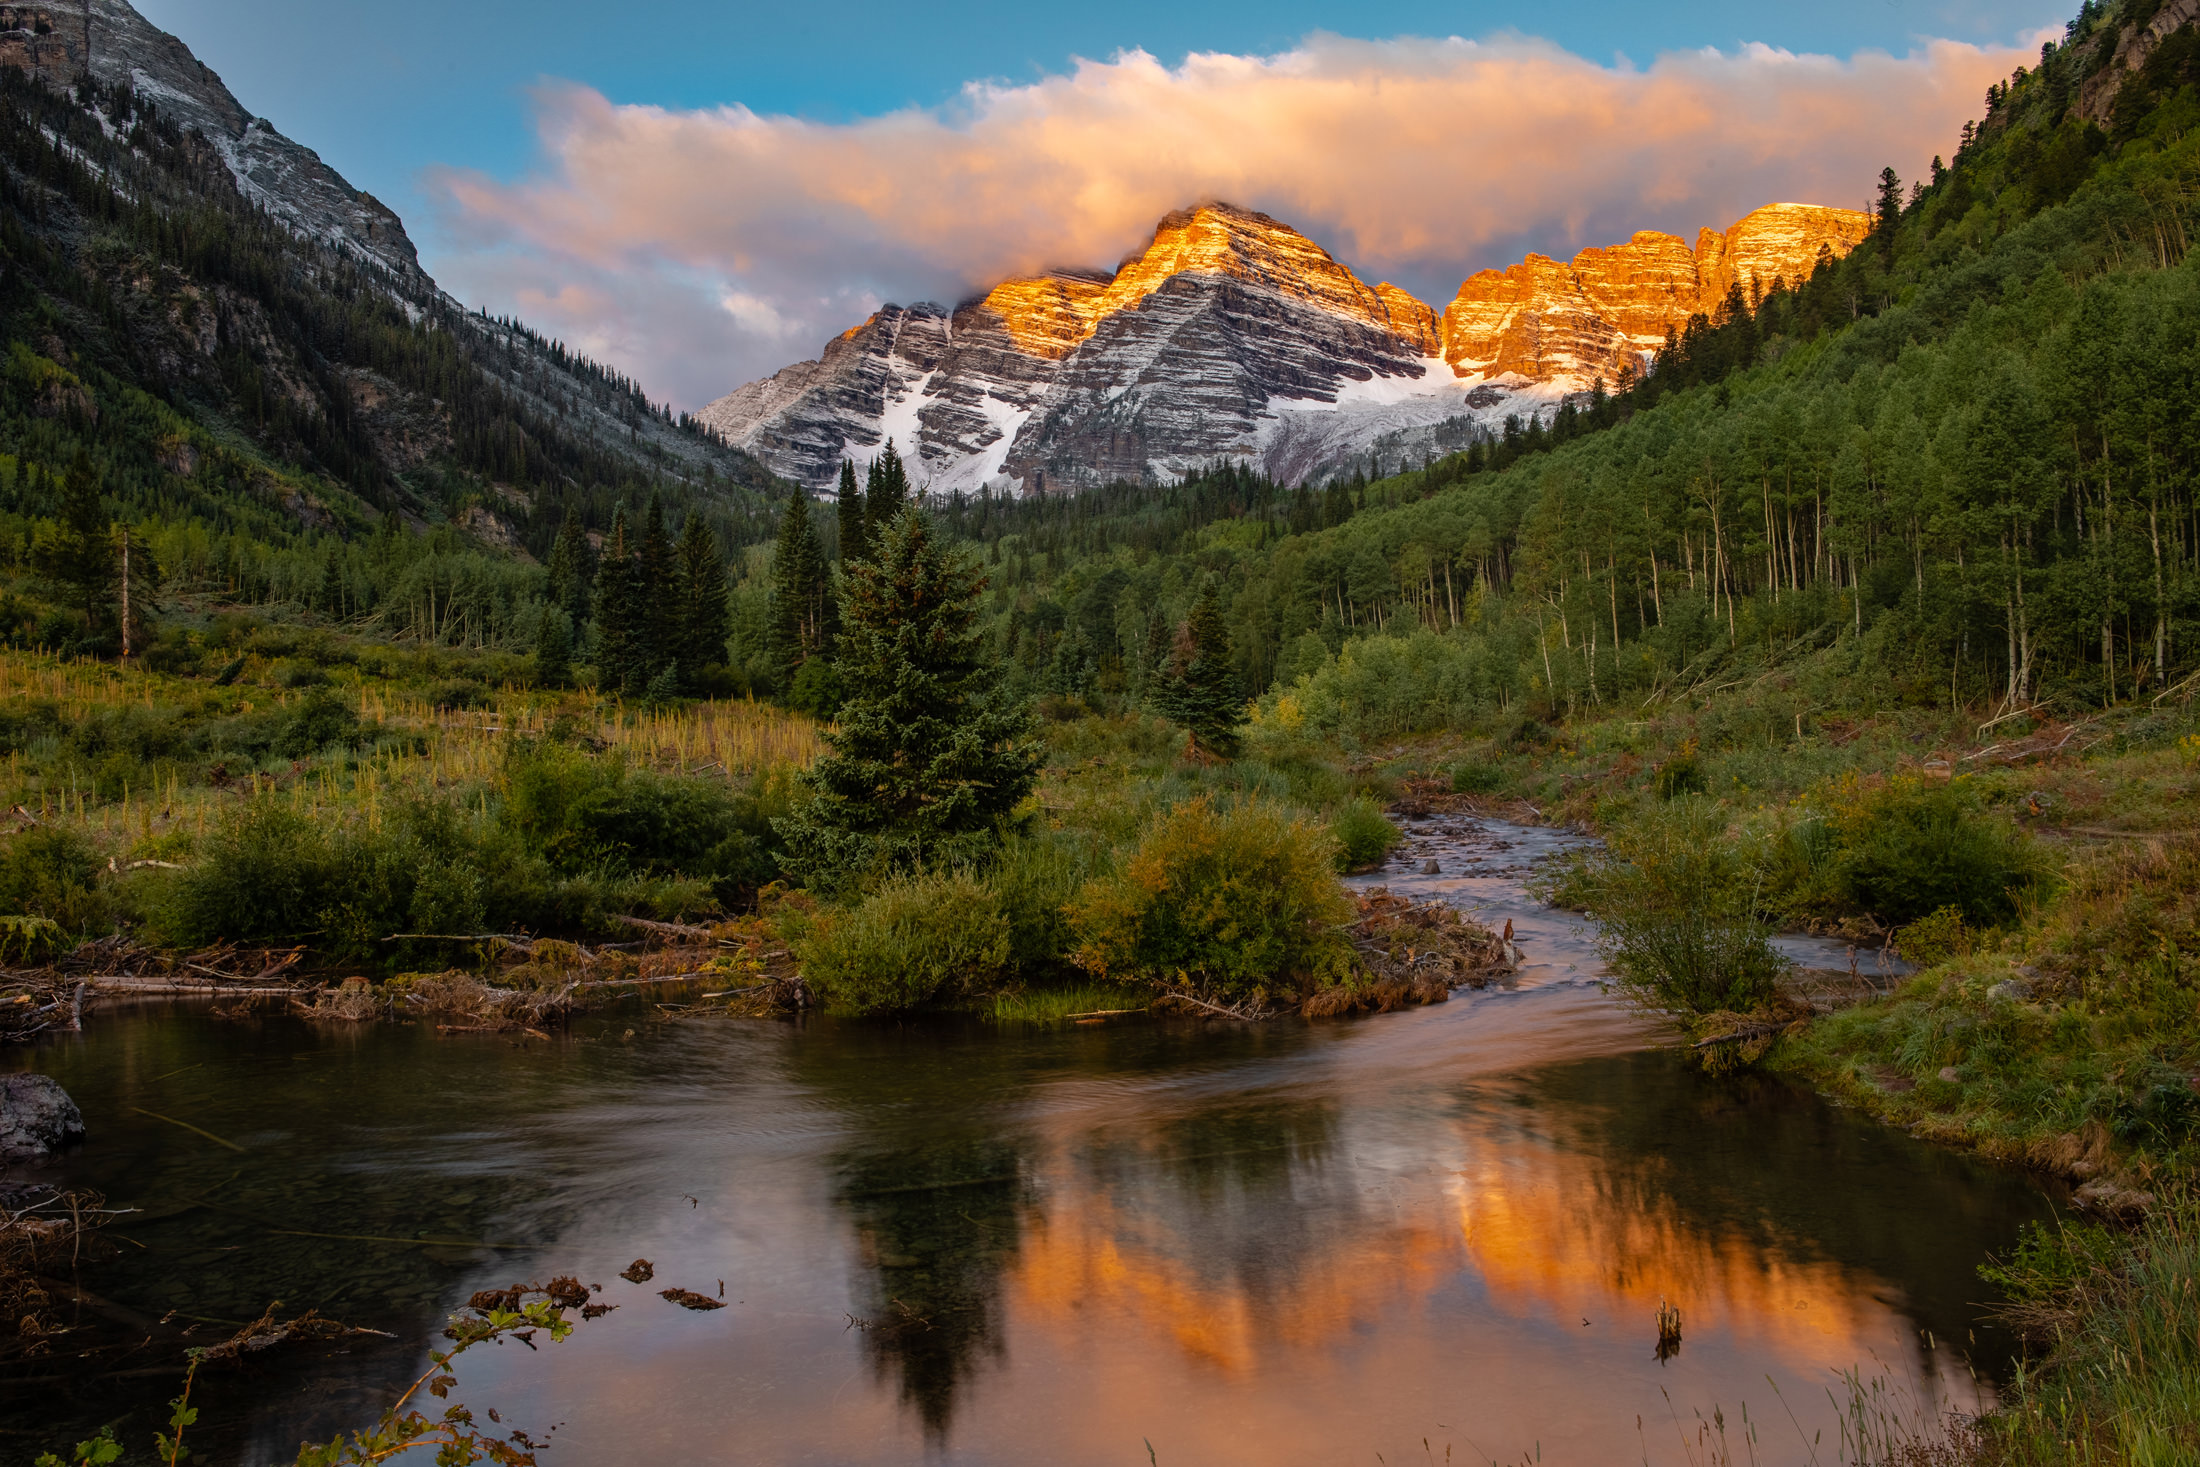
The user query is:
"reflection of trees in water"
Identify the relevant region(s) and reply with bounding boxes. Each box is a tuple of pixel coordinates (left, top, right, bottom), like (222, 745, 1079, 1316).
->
(833, 1137, 1034, 1440)
(789, 1018, 1057, 1441)
(8, 1009, 590, 1463)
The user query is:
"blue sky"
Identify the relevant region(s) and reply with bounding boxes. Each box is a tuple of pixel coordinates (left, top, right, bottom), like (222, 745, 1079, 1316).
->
(130, 0, 2070, 406)
(136, 0, 2064, 230)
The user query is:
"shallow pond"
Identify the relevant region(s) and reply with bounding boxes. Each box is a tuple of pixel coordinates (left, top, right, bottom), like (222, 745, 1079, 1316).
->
(4, 820, 2046, 1465)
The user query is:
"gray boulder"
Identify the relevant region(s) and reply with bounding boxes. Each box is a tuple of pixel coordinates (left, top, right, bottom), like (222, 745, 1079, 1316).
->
(0, 1074, 85, 1158)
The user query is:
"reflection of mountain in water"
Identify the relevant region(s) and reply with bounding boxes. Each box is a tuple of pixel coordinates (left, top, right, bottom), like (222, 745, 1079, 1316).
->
(1449, 1052, 2042, 1370)
(996, 1047, 2046, 1401)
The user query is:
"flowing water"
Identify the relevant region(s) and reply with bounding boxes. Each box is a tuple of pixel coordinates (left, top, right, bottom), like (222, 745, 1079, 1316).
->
(4, 819, 2048, 1465)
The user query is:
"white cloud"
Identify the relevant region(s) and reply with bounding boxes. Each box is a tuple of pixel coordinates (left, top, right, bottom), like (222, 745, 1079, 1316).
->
(426, 28, 2038, 409)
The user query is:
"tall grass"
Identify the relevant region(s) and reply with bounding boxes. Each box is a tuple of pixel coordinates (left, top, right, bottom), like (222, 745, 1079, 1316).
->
(1977, 1202, 2200, 1465)
(988, 981, 1153, 1024)
(0, 649, 824, 946)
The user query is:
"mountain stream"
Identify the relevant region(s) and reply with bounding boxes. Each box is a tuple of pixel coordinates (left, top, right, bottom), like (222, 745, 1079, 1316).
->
(3, 817, 2050, 1465)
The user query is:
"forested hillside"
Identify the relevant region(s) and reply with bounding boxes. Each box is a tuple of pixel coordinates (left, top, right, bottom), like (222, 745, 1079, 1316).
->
(0, 62, 782, 663)
(851, 0, 2200, 737)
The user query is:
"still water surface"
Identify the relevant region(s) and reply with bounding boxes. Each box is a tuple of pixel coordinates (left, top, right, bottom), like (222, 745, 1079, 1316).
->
(6, 820, 2045, 1465)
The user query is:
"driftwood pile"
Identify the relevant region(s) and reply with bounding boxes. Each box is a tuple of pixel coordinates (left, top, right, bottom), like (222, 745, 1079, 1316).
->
(290, 916, 805, 1032)
(1, 1186, 125, 1356)
(1304, 889, 1519, 1017)
(2, 916, 802, 1041)
(0, 971, 86, 1042)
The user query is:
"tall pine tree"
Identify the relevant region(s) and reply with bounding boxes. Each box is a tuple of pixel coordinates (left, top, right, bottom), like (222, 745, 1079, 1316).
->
(544, 507, 594, 624)
(675, 512, 731, 688)
(836, 458, 867, 564)
(767, 488, 830, 686)
(1875, 166, 1905, 243)
(47, 449, 115, 638)
(865, 440, 910, 549)
(592, 507, 643, 693)
(637, 494, 677, 679)
(775, 506, 1040, 883)
(534, 605, 573, 687)
(1151, 578, 1242, 757)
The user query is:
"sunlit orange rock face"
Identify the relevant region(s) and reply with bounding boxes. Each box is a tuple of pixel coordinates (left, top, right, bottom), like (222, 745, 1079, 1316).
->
(1440, 203, 1873, 385)
(976, 203, 1442, 362)
(970, 270, 1112, 359)
(1099, 204, 1413, 337)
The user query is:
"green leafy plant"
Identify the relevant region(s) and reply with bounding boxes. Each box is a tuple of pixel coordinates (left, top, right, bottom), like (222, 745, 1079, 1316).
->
(1828, 776, 2042, 926)
(33, 1428, 121, 1467)
(290, 1298, 580, 1466)
(0, 912, 63, 964)
(1893, 905, 1971, 967)
(1652, 739, 1705, 799)
(1068, 796, 1355, 1007)
(796, 868, 1011, 1015)
(989, 829, 1107, 975)
(1329, 797, 1402, 872)
(1546, 798, 1788, 1016)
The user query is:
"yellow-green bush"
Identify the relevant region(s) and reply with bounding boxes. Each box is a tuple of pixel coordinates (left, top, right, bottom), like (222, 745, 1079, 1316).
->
(1068, 797, 1354, 1005)
(1329, 796, 1402, 872)
(797, 869, 1011, 1014)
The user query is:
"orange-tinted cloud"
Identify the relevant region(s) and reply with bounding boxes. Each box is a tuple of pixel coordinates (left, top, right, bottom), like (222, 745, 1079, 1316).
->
(427, 29, 2039, 407)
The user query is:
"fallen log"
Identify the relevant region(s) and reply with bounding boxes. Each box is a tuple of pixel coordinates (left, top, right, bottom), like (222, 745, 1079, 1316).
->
(615, 915, 714, 940)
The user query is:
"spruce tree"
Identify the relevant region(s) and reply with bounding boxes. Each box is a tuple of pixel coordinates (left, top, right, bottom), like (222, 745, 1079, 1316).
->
(48, 449, 115, 636)
(592, 508, 642, 693)
(767, 488, 828, 686)
(1151, 579, 1242, 758)
(1875, 167, 1904, 241)
(775, 506, 1040, 883)
(534, 606, 572, 687)
(835, 458, 867, 564)
(544, 507, 594, 624)
(865, 440, 910, 548)
(637, 494, 677, 678)
(675, 512, 731, 687)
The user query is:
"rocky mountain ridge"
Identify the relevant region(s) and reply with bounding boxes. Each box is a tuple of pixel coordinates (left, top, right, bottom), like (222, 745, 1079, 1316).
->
(0, 0, 777, 501)
(702, 201, 1871, 494)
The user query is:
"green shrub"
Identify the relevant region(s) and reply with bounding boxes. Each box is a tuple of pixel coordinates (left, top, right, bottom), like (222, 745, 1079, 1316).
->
(787, 657, 843, 719)
(1979, 1218, 2124, 1311)
(1068, 796, 1354, 1005)
(797, 869, 1011, 1014)
(1893, 905, 1971, 967)
(273, 688, 361, 758)
(1546, 798, 1788, 1015)
(1829, 776, 2041, 925)
(991, 829, 1106, 974)
(166, 802, 341, 944)
(0, 826, 114, 935)
(1450, 760, 1505, 794)
(1652, 739, 1705, 799)
(500, 742, 782, 899)
(1330, 797, 1402, 872)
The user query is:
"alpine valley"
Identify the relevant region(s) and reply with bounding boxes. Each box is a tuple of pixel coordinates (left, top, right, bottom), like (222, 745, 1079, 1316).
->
(699, 199, 1872, 493)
